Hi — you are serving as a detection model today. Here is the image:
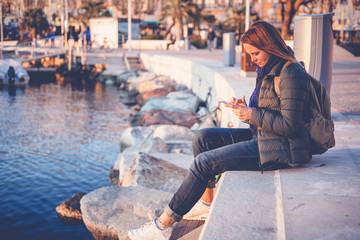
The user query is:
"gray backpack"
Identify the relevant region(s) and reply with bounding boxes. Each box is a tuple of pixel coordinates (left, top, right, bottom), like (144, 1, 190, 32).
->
(275, 61, 335, 155)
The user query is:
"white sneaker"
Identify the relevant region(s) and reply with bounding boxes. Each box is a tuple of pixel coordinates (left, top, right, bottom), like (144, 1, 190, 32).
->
(127, 218, 172, 240)
(182, 200, 211, 221)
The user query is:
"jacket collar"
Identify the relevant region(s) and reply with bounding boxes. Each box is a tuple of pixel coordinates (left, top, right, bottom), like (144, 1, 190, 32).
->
(267, 58, 288, 77)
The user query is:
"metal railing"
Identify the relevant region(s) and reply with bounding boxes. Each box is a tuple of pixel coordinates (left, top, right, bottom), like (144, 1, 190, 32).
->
(0, 36, 65, 61)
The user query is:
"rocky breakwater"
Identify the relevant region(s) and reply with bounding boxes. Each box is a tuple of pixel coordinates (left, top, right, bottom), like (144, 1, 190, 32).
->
(79, 70, 217, 240)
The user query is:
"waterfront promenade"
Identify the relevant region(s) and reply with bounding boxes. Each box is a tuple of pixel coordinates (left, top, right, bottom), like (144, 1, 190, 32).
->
(134, 45, 360, 239)
(74, 44, 360, 239)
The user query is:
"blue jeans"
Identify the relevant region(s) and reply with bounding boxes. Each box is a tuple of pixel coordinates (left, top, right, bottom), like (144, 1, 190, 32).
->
(165, 127, 259, 222)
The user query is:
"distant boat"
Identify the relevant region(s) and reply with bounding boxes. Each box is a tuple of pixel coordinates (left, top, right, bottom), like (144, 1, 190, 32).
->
(0, 59, 30, 86)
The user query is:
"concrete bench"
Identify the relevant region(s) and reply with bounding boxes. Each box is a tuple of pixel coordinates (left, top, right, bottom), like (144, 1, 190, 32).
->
(199, 118, 360, 240)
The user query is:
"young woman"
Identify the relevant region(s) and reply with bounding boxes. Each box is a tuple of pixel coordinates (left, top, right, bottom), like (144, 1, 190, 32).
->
(126, 21, 312, 240)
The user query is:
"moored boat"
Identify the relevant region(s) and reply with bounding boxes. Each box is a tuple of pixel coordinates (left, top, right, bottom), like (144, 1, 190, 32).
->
(0, 59, 30, 86)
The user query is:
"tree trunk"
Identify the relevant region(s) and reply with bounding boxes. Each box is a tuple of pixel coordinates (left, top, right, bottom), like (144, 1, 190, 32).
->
(281, 0, 293, 39)
(281, 0, 304, 39)
(175, 18, 183, 40)
(164, 22, 175, 38)
(321, 0, 330, 13)
(33, 28, 37, 48)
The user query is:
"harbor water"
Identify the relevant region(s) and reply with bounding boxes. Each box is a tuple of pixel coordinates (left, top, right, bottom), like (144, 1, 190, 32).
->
(0, 80, 129, 239)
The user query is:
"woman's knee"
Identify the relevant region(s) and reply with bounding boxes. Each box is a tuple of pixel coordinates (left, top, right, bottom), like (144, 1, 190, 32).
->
(190, 153, 215, 180)
(193, 129, 210, 144)
(192, 128, 214, 156)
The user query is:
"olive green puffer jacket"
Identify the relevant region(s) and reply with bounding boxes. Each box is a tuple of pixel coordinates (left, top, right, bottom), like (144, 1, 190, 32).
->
(249, 59, 312, 169)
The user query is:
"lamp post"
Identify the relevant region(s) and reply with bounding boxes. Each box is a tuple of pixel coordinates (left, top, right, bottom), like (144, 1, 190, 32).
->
(245, 0, 250, 31)
(64, 0, 69, 49)
(128, 0, 132, 52)
(340, 9, 344, 42)
(0, 1, 3, 58)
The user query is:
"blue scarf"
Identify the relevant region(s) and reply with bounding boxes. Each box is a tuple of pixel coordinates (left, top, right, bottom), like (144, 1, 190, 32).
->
(249, 55, 281, 136)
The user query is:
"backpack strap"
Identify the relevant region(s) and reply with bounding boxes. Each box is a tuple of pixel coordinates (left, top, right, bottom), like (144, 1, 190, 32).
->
(274, 61, 292, 98)
(274, 60, 304, 98)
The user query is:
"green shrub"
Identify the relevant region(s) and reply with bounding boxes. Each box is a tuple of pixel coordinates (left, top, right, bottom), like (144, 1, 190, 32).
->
(141, 34, 164, 40)
(190, 35, 207, 49)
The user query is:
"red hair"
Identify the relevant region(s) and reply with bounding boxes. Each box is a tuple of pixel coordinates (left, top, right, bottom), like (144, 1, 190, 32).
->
(240, 21, 296, 62)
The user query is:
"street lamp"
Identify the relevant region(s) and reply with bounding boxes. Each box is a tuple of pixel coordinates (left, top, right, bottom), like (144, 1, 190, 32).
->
(0, 1, 3, 59)
(1, 2, 3, 47)
(64, 0, 69, 49)
(245, 0, 250, 31)
(128, 0, 132, 52)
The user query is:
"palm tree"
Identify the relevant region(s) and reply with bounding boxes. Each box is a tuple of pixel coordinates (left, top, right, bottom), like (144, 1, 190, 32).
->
(222, 7, 245, 34)
(20, 7, 49, 46)
(77, 0, 109, 25)
(222, 6, 259, 34)
(203, 14, 216, 27)
(186, 2, 202, 34)
(160, 0, 189, 40)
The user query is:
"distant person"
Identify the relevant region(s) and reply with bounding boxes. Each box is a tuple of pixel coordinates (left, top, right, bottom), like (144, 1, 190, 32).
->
(85, 27, 91, 48)
(166, 33, 176, 50)
(336, 36, 341, 45)
(79, 30, 85, 47)
(8, 19, 15, 28)
(73, 29, 80, 43)
(7, 66, 16, 85)
(49, 29, 55, 47)
(126, 21, 315, 240)
(207, 27, 216, 51)
(67, 28, 74, 41)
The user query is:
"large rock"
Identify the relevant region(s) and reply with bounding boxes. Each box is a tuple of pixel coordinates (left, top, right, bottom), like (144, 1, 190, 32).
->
(140, 90, 200, 113)
(56, 192, 86, 225)
(128, 136, 169, 154)
(136, 86, 177, 104)
(122, 152, 188, 193)
(109, 166, 119, 185)
(80, 185, 173, 240)
(119, 126, 154, 151)
(126, 72, 157, 93)
(120, 125, 194, 151)
(152, 124, 194, 141)
(118, 138, 169, 185)
(152, 152, 194, 170)
(116, 70, 139, 88)
(166, 140, 194, 155)
(138, 109, 200, 128)
(138, 75, 177, 94)
(118, 89, 138, 106)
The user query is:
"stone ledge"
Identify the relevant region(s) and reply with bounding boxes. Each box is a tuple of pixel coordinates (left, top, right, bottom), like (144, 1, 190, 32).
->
(138, 50, 360, 239)
(199, 119, 360, 240)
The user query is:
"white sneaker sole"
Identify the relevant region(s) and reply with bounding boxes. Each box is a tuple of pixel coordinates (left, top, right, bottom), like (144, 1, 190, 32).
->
(182, 212, 208, 221)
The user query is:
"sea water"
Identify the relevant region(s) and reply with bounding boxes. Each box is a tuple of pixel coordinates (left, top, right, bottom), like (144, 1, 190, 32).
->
(0, 82, 129, 240)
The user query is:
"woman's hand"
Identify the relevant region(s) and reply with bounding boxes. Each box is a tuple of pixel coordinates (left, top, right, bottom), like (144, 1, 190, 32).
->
(230, 105, 252, 120)
(230, 96, 247, 106)
(225, 96, 252, 120)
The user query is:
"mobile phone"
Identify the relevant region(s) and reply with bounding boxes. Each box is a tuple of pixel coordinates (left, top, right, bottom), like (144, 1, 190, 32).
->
(219, 99, 231, 105)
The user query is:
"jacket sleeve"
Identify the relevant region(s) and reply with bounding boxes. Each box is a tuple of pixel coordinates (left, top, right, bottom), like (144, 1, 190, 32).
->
(250, 63, 309, 137)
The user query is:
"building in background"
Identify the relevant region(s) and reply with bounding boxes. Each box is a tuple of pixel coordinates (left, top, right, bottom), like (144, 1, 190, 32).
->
(2, 0, 359, 43)
(333, 0, 360, 42)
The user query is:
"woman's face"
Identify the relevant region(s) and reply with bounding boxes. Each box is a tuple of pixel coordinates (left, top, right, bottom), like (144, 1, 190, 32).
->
(243, 43, 271, 67)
